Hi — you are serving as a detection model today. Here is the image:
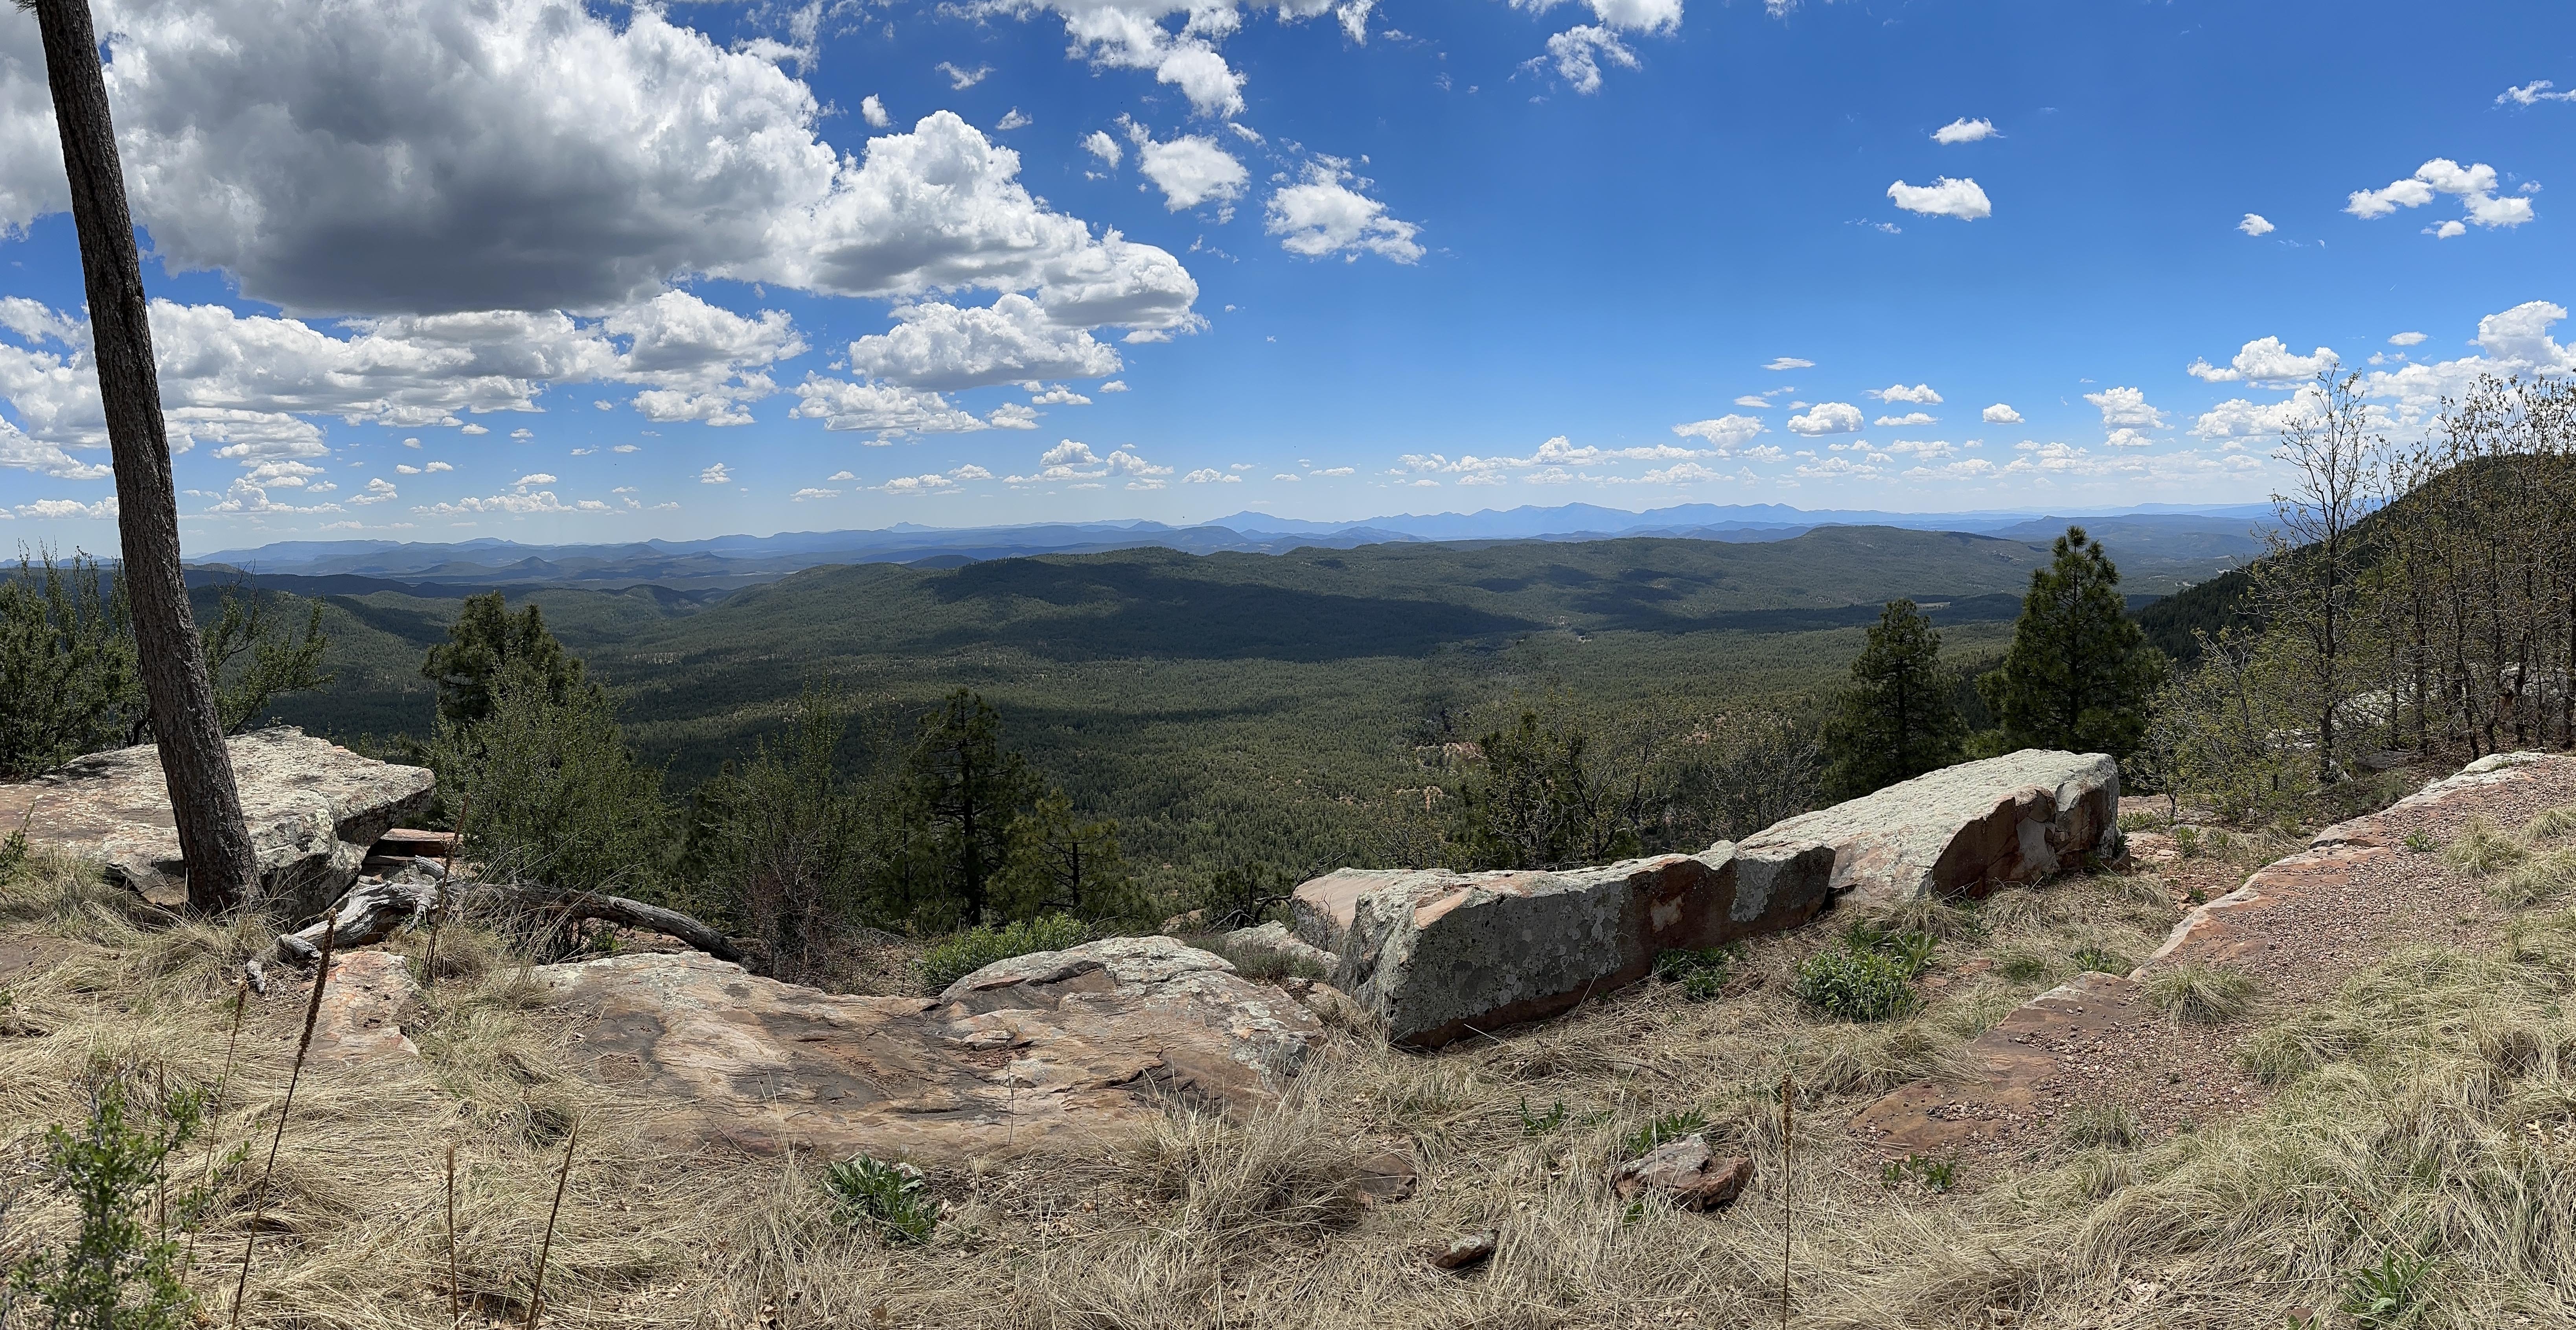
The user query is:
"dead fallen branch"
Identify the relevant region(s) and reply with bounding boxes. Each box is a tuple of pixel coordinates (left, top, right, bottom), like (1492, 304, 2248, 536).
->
(272, 867, 740, 967)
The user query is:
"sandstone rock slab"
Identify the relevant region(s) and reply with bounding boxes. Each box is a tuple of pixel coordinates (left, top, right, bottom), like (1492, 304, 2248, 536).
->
(0, 728, 434, 913)
(1737, 748, 2121, 908)
(542, 936, 1321, 1163)
(1290, 842, 1835, 1048)
(1216, 921, 1340, 977)
(307, 950, 422, 1064)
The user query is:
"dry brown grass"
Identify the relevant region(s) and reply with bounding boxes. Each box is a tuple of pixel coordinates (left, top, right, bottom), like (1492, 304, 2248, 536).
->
(24, 842, 2574, 1328)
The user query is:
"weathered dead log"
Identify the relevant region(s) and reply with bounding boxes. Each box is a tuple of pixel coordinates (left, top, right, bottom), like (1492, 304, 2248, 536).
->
(474, 882, 743, 964)
(271, 870, 741, 967)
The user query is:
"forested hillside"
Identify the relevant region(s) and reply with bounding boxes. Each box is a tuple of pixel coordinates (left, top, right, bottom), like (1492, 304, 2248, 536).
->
(236, 526, 2161, 890)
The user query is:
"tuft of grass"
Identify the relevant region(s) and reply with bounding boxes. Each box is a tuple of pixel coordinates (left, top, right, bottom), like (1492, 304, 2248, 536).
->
(1794, 947, 1918, 1022)
(822, 1155, 939, 1245)
(1995, 949, 2055, 984)
(2442, 816, 2527, 878)
(913, 915, 1091, 994)
(2489, 850, 2576, 909)
(2144, 961, 2259, 1025)
(2055, 1103, 2143, 1150)
(1653, 945, 1733, 1002)
(2522, 805, 2576, 845)
(2116, 809, 2165, 833)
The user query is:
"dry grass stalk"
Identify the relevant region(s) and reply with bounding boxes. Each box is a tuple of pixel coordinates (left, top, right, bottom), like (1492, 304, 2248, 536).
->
(527, 1118, 578, 1329)
(228, 913, 337, 1329)
(430, 790, 471, 993)
(447, 1141, 461, 1330)
(183, 977, 250, 1274)
(1778, 1070, 1792, 1330)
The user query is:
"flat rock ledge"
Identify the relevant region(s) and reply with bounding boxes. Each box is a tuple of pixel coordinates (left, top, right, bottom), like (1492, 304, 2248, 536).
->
(1738, 748, 2122, 908)
(1291, 842, 1836, 1048)
(0, 727, 434, 913)
(539, 936, 1322, 1163)
(1850, 751, 2574, 1155)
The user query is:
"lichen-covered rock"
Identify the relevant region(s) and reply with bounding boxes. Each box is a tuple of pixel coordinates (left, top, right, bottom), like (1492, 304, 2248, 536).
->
(543, 937, 1322, 1162)
(1737, 748, 2121, 907)
(1291, 842, 1836, 1048)
(1216, 921, 1340, 978)
(0, 727, 435, 912)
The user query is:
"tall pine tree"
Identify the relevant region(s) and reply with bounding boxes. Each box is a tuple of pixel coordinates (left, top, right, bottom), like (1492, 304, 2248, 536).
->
(1823, 599, 1967, 798)
(1984, 526, 2164, 761)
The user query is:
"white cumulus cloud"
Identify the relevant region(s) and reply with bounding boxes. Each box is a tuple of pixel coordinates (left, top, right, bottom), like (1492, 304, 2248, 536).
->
(848, 294, 1123, 390)
(2083, 385, 2165, 428)
(1785, 402, 1864, 436)
(1981, 403, 2022, 424)
(1266, 159, 1422, 263)
(2186, 336, 2337, 385)
(2345, 158, 2535, 231)
(1887, 177, 1991, 220)
(1867, 383, 1941, 404)
(1670, 414, 1766, 451)
(1931, 117, 1995, 145)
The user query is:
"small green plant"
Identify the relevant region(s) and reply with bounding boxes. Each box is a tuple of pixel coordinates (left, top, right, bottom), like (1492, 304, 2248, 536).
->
(2184, 884, 2210, 905)
(2055, 1103, 2143, 1149)
(2144, 962, 2258, 1025)
(2172, 825, 2202, 857)
(2340, 1248, 2433, 1327)
(914, 914, 1092, 993)
(1654, 946, 1732, 1000)
(1888, 931, 1939, 977)
(7, 1078, 207, 1330)
(1516, 1097, 1568, 1135)
(822, 1155, 939, 1245)
(2402, 830, 2437, 854)
(2116, 809, 2164, 833)
(2070, 945, 2126, 974)
(0, 828, 27, 877)
(1619, 1110, 1708, 1160)
(1878, 1153, 1956, 1192)
(1793, 947, 1917, 1021)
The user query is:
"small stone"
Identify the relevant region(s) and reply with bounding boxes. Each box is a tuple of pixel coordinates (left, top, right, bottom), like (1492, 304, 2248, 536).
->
(1427, 1232, 1497, 1271)
(1611, 1135, 1754, 1210)
(1352, 1149, 1417, 1203)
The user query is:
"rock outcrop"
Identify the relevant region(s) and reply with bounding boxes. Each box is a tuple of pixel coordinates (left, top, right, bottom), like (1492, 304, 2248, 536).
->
(541, 936, 1321, 1162)
(1217, 921, 1340, 976)
(1737, 748, 2121, 908)
(1290, 842, 1836, 1048)
(0, 727, 434, 913)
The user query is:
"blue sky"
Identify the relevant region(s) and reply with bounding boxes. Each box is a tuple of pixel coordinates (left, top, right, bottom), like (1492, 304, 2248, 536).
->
(1, 0, 2572, 551)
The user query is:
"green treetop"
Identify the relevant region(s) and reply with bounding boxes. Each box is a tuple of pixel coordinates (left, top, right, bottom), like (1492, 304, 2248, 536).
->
(1822, 599, 1967, 798)
(1982, 526, 2164, 761)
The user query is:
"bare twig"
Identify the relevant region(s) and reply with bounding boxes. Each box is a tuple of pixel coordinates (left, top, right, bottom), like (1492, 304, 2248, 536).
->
(430, 791, 470, 992)
(1780, 1070, 1793, 1330)
(526, 1121, 578, 1330)
(230, 915, 336, 1328)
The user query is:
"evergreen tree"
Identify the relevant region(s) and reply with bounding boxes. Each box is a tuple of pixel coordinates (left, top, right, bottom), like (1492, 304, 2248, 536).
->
(421, 591, 589, 728)
(1458, 711, 1639, 869)
(892, 689, 1042, 927)
(997, 790, 1136, 921)
(1984, 526, 2165, 760)
(1822, 600, 1967, 797)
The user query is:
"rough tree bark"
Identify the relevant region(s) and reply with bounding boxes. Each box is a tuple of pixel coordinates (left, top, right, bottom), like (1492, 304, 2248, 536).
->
(28, 0, 258, 912)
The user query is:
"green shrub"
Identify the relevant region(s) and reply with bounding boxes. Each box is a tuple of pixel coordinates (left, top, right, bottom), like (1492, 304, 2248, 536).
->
(915, 914, 1091, 993)
(821, 1155, 938, 1245)
(2144, 962, 2258, 1024)
(6, 1079, 206, 1330)
(1794, 947, 1917, 1021)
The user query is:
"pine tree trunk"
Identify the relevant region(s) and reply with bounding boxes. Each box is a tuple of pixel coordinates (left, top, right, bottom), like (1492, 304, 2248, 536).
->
(30, 0, 258, 914)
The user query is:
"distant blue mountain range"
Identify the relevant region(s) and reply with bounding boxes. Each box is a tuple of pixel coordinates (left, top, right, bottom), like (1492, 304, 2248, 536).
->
(191, 500, 2276, 593)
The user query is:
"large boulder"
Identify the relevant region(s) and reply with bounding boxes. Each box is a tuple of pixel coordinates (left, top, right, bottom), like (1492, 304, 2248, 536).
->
(1289, 842, 1835, 1048)
(1737, 749, 2120, 908)
(539, 936, 1322, 1162)
(0, 727, 434, 913)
